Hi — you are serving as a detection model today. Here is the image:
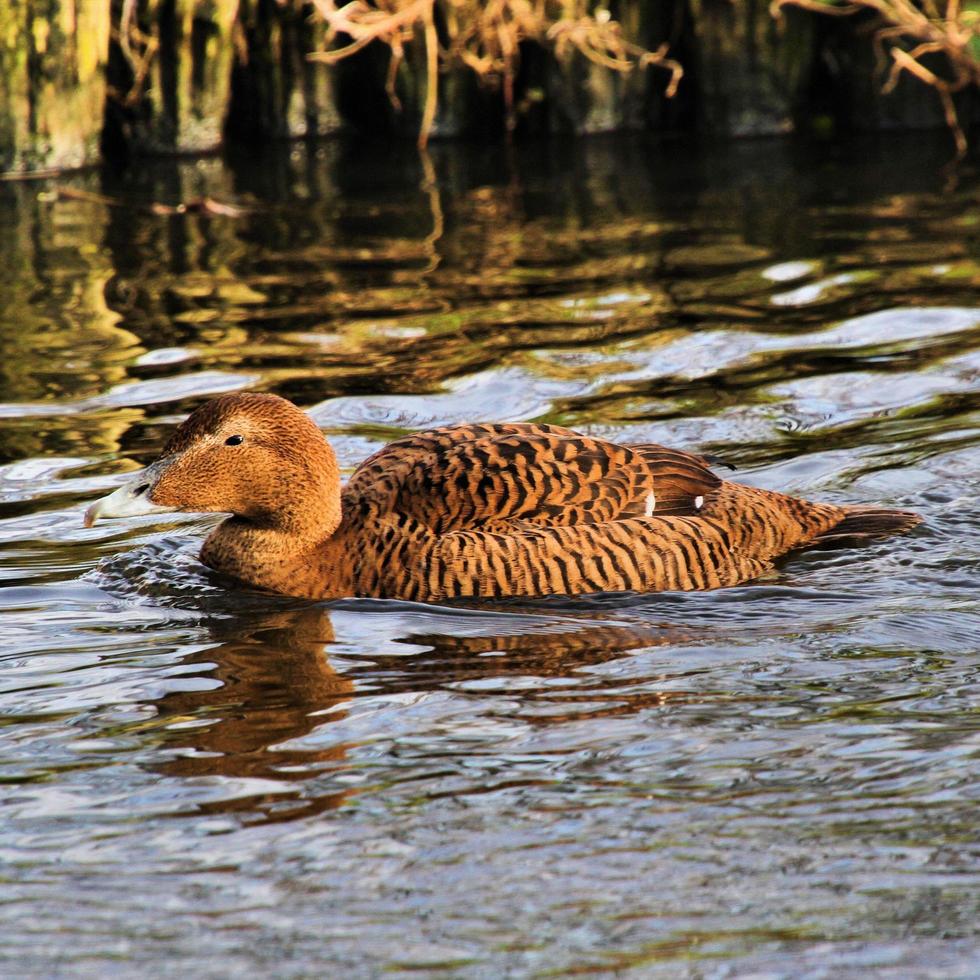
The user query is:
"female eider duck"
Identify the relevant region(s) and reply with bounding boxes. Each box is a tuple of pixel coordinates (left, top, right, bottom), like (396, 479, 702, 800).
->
(84, 392, 921, 601)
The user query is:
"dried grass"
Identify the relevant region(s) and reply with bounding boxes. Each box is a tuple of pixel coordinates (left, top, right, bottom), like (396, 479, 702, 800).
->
(772, 0, 980, 156)
(308, 1, 682, 146)
(108, 0, 159, 106)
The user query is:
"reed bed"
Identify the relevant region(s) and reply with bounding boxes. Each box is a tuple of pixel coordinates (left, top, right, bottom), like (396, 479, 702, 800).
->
(308, 1, 682, 145)
(772, 0, 980, 155)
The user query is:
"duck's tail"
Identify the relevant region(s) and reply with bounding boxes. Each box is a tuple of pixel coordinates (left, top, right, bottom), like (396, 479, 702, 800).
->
(816, 505, 922, 543)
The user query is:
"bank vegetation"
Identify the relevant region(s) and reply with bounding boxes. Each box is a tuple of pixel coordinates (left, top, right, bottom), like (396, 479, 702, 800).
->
(0, 0, 978, 173)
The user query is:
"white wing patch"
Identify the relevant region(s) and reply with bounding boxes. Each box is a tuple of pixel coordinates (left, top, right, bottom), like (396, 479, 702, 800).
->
(644, 491, 656, 516)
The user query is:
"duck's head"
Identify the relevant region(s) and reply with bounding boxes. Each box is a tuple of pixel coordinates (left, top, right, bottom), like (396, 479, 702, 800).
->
(84, 393, 341, 536)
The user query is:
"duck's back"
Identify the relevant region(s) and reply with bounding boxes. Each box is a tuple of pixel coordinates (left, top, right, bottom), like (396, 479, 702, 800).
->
(345, 422, 722, 524)
(338, 423, 918, 601)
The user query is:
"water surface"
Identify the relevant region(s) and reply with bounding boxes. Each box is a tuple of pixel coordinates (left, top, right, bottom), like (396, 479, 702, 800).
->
(1, 134, 979, 977)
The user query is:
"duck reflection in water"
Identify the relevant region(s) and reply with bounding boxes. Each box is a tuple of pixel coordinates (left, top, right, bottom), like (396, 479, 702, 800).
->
(152, 605, 355, 823)
(148, 600, 711, 823)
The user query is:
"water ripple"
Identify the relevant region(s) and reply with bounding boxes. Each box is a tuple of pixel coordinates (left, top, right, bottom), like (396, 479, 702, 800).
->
(0, 135, 976, 977)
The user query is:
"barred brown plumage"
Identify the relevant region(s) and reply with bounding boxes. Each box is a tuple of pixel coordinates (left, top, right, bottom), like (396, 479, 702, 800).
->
(82, 393, 923, 601)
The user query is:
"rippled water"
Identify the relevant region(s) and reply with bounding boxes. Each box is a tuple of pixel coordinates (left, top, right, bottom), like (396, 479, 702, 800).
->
(1, 134, 979, 977)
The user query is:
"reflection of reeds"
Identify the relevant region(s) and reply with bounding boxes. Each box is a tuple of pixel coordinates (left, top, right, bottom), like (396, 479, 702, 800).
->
(772, 0, 980, 155)
(308, 1, 682, 146)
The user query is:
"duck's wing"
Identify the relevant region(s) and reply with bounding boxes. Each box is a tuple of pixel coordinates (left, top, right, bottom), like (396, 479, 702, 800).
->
(344, 422, 720, 533)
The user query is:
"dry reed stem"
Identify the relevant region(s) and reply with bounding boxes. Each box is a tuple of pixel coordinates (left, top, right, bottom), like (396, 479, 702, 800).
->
(112, 0, 246, 106)
(772, 0, 980, 156)
(109, 0, 160, 107)
(308, 1, 682, 147)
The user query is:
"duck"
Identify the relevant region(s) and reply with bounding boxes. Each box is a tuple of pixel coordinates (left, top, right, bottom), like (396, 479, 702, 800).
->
(83, 392, 921, 601)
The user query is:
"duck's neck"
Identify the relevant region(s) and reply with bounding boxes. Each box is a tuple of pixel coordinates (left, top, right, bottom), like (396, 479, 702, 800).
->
(201, 517, 354, 598)
(201, 517, 353, 599)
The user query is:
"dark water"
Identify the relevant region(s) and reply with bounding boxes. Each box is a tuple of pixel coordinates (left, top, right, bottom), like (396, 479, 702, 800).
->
(1, 134, 978, 977)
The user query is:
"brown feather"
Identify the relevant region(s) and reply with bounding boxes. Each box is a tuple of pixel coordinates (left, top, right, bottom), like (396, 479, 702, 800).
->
(105, 394, 922, 601)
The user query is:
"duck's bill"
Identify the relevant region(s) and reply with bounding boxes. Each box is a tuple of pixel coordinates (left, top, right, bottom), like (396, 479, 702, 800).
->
(83, 460, 179, 527)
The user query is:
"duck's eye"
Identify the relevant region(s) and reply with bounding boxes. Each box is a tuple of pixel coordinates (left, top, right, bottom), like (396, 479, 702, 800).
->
(225, 434, 244, 446)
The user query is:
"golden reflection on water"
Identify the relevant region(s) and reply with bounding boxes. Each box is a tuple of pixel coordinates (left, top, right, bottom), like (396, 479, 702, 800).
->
(0, 145, 976, 459)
